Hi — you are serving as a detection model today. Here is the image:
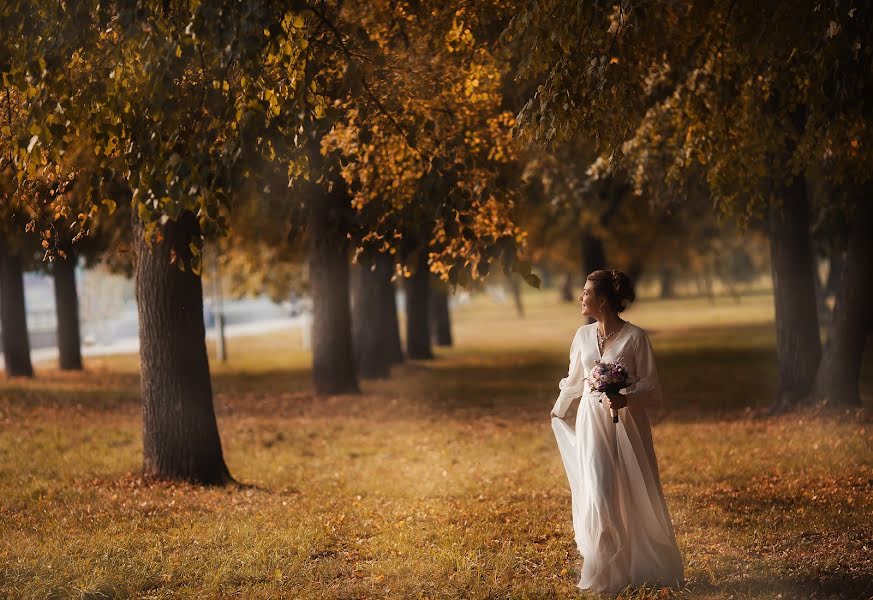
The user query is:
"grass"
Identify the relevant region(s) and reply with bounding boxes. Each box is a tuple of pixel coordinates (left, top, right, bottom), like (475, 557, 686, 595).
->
(1, 288, 871, 599)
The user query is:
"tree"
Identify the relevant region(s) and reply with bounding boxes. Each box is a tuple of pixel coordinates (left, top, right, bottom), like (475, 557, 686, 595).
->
(812, 191, 873, 407)
(506, 0, 873, 411)
(320, 1, 534, 290)
(430, 279, 453, 346)
(403, 244, 434, 360)
(0, 236, 33, 377)
(351, 250, 397, 378)
(308, 176, 359, 393)
(1, 0, 321, 482)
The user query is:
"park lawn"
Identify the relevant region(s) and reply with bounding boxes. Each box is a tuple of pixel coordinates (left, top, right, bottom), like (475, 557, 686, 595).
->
(1, 289, 871, 599)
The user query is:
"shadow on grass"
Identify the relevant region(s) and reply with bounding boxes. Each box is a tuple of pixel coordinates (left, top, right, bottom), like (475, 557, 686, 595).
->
(394, 345, 781, 422)
(5, 322, 869, 423)
(212, 367, 311, 396)
(686, 572, 873, 600)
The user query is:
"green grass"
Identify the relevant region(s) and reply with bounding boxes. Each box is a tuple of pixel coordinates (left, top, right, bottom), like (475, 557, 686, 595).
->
(1, 289, 871, 599)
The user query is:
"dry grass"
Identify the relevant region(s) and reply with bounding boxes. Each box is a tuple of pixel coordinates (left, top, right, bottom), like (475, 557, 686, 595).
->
(1, 289, 871, 599)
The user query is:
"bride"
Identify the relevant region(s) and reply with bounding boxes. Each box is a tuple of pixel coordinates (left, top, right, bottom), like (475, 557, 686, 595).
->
(549, 269, 684, 595)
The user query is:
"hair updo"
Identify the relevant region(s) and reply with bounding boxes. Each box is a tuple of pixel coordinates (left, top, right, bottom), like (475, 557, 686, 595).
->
(586, 269, 636, 313)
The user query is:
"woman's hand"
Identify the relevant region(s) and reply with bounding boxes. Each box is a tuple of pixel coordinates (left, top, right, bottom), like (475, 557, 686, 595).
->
(607, 392, 627, 410)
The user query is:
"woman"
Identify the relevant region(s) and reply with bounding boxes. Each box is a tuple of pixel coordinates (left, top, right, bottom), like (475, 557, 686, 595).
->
(549, 269, 684, 595)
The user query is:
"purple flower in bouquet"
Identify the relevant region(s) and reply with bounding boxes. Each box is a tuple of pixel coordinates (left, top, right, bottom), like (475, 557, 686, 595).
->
(589, 359, 630, 395)
(589, 359, 630, 424)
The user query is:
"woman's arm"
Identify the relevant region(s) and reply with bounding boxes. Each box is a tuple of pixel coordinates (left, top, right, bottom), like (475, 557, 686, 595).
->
(619, 332, 662, 410)
(550, 329, 587, 418)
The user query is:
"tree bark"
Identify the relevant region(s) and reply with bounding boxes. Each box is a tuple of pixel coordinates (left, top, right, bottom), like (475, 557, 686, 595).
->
(581, 230, 607, 324)
(659, 266, 676, 299)
(0, 246, 33, 377)
(507, 275, 525, 318)
(404, 249, 433, 359)
(379, 253, 404, 364)
(560, 272, 574, 303)
(768, 177, 822, 412)
(430, 281, 454, 345)
(53, 248, 83, 370)
(580, 229, 606, 279)
(351, 254, 391, 379)
(309, 185, 360, 394)
(812, 199, 873, 407)
(824, 248, 844, 298)
(627, 258, 644, 288)
(134, 211, 231, 484)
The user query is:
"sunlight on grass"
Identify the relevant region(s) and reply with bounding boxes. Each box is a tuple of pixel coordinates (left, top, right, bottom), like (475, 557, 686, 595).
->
(1, 288, 871, 599)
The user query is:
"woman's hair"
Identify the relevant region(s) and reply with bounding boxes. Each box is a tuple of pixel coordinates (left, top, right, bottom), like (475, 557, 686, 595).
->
(586, 269, 636, 313)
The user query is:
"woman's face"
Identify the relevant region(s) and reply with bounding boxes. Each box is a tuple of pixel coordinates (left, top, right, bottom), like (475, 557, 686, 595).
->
(579, 280, 602, 319)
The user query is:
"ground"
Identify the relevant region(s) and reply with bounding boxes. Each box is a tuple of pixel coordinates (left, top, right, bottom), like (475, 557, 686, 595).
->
(1, 288, 871, 599)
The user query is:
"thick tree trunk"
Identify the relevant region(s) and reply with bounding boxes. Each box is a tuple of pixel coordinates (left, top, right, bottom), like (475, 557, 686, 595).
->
(768, 178, 822, 412)
(581, 231, 606, 324)
(351, 255, 391, 379)
(560, 272, 574, 303)
(309, 186, 359, 394)
(0, 246, 33, 377)
(812, 199, 873, 407)
(134, 211, 231, 484)
(824, 249, 844, 298)
(580, 229, 606, 279)
(53, 249, 83, 370)
(404, 249, 433, 359)
(430, 281, 453, 345)
(627, 258, 644, 288)
(659, 267, 676, 299)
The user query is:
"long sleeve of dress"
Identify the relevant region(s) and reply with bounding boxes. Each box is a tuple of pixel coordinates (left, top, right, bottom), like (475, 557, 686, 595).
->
(620, 333, 662, 410)
(551, 329, 587, 418)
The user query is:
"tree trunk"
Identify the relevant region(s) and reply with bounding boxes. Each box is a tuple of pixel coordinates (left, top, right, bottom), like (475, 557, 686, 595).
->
(581, 231, 606, 323)
(659, 266, 676, 299)
(627, 258, 644, 288)
(768, 178, 822, 412)
(404, 249, 433, 359)
(580, 229, 606, 279)
(351, 255, 391, 379)
(134, 211, 231, 485)
(703, 268, 715, 302)
(379, 253, 404, 365)
(0, 246, 33, 377)
(560, 272, 574, 303)
(824, 249, 844, 298)
(430, 281, 453, 345)
(309, 185, 359, 394)
(508, 275, 525, 318)
(53, 248, 83, 370)
(812, 199, 873, 407)
(813, 259, 832, 327)
(538, 264, 553, 289)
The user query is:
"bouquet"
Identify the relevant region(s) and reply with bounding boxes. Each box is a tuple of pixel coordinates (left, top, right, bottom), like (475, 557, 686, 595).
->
(589, 359, 630, 423)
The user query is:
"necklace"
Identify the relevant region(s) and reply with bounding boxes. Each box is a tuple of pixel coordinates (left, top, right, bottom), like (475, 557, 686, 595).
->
(597, 321, 624, 354)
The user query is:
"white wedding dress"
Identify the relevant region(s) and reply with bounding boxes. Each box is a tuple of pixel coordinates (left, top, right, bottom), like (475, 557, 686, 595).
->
(550, 321, 684, 595)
